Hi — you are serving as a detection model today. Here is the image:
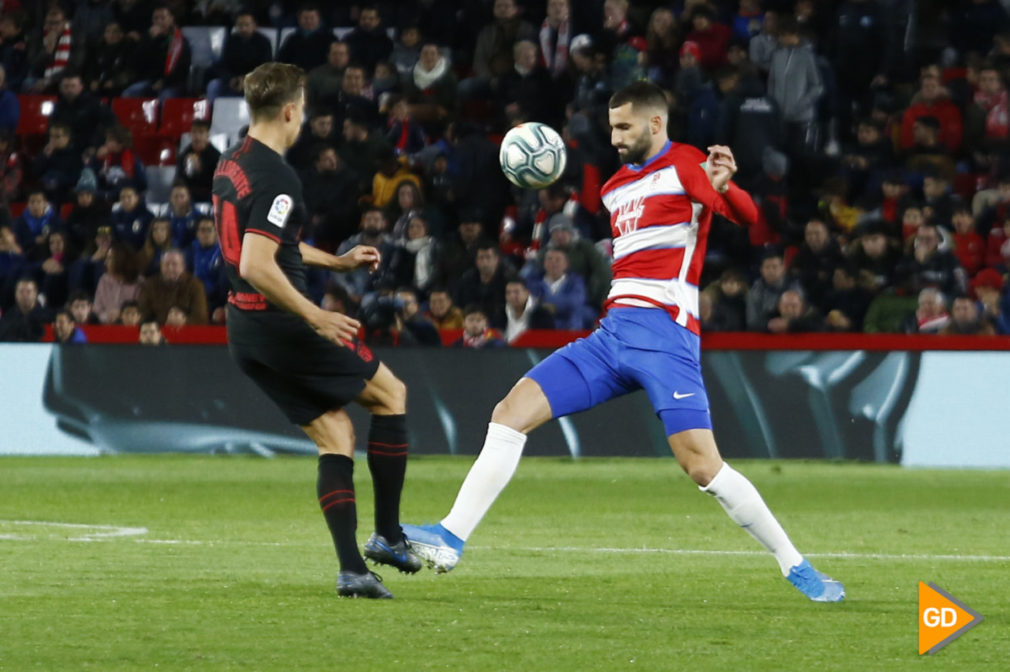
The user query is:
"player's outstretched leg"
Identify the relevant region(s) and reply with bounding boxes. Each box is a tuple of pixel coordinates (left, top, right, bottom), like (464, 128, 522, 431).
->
(356, 364, 421, 574)
(303, 409, 393, 599)
(403, 377, 553, 573)
(668, 427, 845, 603)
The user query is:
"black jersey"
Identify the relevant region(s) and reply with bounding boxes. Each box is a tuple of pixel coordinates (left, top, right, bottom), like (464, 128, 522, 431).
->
(212, 135, 309, 311)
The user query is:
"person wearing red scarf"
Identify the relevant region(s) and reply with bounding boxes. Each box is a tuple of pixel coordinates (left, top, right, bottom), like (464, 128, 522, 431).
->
(122, 5, 191, 100)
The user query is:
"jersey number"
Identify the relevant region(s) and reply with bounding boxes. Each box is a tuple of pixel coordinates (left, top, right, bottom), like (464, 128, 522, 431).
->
(213, 195, 242, 266)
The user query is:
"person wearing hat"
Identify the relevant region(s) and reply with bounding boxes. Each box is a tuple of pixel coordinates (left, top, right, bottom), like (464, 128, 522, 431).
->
(970, 267, 1009, 334)
(528, 212, 611, 308)
(64, 168, 110, 254)
(32, 121, 82, 205)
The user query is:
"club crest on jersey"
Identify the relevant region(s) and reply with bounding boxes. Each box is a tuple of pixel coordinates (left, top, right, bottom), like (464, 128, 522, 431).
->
(614, 195, 646, 236)
(267, 194, 293, 227)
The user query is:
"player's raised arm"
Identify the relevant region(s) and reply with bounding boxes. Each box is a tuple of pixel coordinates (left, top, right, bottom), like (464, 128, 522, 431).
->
(240, 233, 360, 344)
(682, 145, 760, 227)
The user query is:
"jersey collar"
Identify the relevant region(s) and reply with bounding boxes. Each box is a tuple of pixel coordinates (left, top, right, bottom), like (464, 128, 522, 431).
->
(627, 140, 672, 172)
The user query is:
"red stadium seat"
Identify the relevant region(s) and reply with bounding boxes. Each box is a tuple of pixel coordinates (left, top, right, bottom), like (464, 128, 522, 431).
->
(160, 98, 210, 140)
(60, 203, 74, 220)
(9, 201, 26, 218)
(112, 98, 159, 137)
(16, 95, 57, 135)
(133, 136, 178, 166)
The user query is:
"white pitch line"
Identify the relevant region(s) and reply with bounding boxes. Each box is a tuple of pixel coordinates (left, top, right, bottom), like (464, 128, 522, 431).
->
(0, 520, 148, 540)
(514, 546, 1010, 563)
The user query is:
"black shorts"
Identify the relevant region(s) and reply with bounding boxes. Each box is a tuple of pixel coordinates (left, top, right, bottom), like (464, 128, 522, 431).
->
(227, 306, 381, 425)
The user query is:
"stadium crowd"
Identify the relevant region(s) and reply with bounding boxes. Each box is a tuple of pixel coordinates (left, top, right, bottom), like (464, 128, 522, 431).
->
(0, 0, 1009, 345)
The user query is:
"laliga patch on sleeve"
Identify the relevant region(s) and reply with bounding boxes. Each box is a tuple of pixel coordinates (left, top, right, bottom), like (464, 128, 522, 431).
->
(267, 194, 293, 227)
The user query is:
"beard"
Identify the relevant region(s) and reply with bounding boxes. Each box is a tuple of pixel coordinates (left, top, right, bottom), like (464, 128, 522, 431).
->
(616, 128, 653, 165)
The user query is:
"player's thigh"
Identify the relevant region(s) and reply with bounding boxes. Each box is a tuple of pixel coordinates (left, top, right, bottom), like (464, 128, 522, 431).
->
(301, 408, 356, 457)
(667, 428, 723, 486)
(355, 362, 407, 415)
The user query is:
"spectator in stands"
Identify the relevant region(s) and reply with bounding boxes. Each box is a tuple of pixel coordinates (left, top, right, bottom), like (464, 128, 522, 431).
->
(404, 43, 458, 128)
(0, 223, 26, 302)
(300, 144, 357, 246)
(899, 204, 925, 244)
(0, 277, 48, 341)
(114, 0, 150, 40)
(425, 286, 463, 329)
(52, 307, 86, 343)
(67, 289, 98, 326)
(391, 286, 441, 346)
(455, 241, 514, 320)
(767, 16, 823, 155)
(122, 4, 191, 100)
(287, 108, 337, 172)
(92, 124, 147, 201)
(138, 316, 165, 345)
(497, 277, 555, 341)
(50, 72, 114, 154)
(822, 266, 874, 332)
(26, 6, 82, 93)
(832, 0, 888, 138)
(438, 217, 485, 292)
(684, 3, 730, 71)
(14, 189, 60, 259)
(894, 223, 968, 298)
(385, 95, 427, 158)
(206, 10, 272, 104)
(902, 287, 950, 334)
(33, 229, 70, 309)
(715, 64, 784, 187)
(93, 241, 141, 324)
(950, 0, 1008, 59)
(372, 151, 422, 209)
(165, 304, 188, 327)
(842, 119, 892, 197)
(452, 304, 506, 348)
(110, 185, 152, 250)
(72, 0, 116, 46)
(277, 5, 332, 73)
(531, 213, 611, 308)
(333, 207, 395, 306)
(789, 219, 842, 311)
(176, 120, 220, 204)
(904, 116, 955, 180)
(164, 183, 200, 248)
(900, 71, 963, 153)
(746, 249, 796, 331)
(464, 0, 537, 99)
(529, 246, 591, 329)
(64, 169, 108, 252)
(0, 64, 18, 133)
(965, 62, 1009, 152)
(0, 14, 29, 91)
(85, 20, 135, 97)
(539, 0, 572, 80)
(600, 0, 644, 89)
(971, 268, 1008, 333)
(767, 289, 822, 333)
(921, 170, 963, 229)
(391, 25, 421, 78)
(345, 4, 393, 75)
(941, 296, 996, 335)
(138, 217, 172, 276)
(703, 268, 748, 332)
(384, 214, 440, 297)
(138, 248, 207, 325)
(951, 206, 985, 277)
(186, 217, 225, 321)
(643, 7, 678, 88)
(749, 9, 778, 74)
(386, 179, 444, 240)
(0, 129, 21, 205)
(338, 112, 389, 192)
(119, 299, 141, 326)
(307, 40, 349, 111)
(985, 214, 1010, 270)
(33, 122, 81, 205)
(495, 39, 555, 127)
(450, 121, 511, 229)
(335, 64, 378, 124)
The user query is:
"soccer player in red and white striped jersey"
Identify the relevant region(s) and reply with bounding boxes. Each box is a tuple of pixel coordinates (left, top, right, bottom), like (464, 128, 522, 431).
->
(404, 82, 844, 602)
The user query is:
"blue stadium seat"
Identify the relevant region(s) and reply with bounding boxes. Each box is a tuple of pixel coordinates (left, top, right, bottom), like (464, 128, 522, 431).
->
(182, 26, 227, 68)
(209, 98, 249, 141)
(145, 165, 178, 203)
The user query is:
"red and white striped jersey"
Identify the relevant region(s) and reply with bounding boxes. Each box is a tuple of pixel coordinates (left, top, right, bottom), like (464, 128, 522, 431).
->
(601, 141, 759, 335)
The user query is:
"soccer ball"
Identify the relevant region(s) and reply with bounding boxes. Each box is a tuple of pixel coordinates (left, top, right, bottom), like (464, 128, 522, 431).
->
(499, 122, 567, 189)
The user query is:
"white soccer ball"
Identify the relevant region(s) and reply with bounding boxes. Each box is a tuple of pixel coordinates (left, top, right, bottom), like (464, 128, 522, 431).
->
(498, 122, 567, 189)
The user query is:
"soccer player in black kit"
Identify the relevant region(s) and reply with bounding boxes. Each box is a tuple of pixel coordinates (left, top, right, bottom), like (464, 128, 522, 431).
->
(213, 62, 419, 599)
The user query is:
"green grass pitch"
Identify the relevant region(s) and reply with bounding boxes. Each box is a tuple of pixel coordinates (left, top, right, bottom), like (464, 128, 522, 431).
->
(2, 456, 1007, 671)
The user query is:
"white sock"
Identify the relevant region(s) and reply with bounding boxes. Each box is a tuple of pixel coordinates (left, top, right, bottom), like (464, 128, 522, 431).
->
(700, 462, 804, 576)
(441, 422, 527, 541)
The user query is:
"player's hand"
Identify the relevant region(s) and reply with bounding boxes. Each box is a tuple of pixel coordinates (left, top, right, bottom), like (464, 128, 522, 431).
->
(310, 309, 361, 346)
(706, 145, 737, 193)
(338, 245, 381, 272)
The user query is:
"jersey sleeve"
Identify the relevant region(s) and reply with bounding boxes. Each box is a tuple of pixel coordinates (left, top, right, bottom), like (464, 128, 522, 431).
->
(246, 171, 300, 243)
(678, 154, 759, 228)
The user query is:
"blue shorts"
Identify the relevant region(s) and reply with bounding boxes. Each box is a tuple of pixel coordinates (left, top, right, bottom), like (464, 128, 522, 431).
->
(526, 307, 712, 436)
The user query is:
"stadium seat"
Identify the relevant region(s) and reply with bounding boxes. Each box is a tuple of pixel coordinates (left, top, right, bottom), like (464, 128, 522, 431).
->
(278, 26, 296, 51)
(334, 27, 353, 40)
(16, 95, 57, 135)
(134, 136, 178, 166)
(145, 165, 177, 203)
(209, 98, 249, 139)
(161, 98, 210, 139)
(9, 201, 25, 218)
(112, 98, 159, 138)
(59, 203, 74, 220)
(182, 26, 227, 69)
(179, 131, 229, 154)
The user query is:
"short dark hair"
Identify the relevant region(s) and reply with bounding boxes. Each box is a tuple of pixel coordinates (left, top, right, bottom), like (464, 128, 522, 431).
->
(609, 81, 668, 115)
(67, 289, 91, 305)
(121, 300, 140, 311)
(140, 316, 160, 328)
(54, 308, 75, 323)
(191, 119, 211, 131)
(476, 241, 499, 255)
(313, 143, 337, 163)
(463, 304, 486, 318)
(244, 62, 305, 122)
